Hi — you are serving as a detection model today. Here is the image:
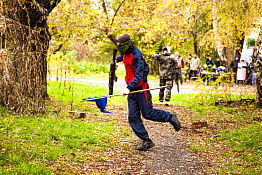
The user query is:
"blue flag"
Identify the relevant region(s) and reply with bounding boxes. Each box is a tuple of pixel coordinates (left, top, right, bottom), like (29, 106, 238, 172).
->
(82, 97, 112, 113)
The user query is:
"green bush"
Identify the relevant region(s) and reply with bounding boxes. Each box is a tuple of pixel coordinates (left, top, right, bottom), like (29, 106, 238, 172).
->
(72, 61, 109, 74)
(50, 50, 110, 74)
(247, 38, 256, 47)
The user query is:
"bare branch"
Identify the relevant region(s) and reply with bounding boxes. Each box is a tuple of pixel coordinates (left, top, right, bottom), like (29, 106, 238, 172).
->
(101, 0, 108, 14)
(111, 0, 124, 26)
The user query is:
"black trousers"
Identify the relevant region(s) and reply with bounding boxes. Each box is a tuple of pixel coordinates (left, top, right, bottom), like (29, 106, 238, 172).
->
(189, 70, 198, 81)
(177, 68, 183, 85)
(245, 73, 252, 85)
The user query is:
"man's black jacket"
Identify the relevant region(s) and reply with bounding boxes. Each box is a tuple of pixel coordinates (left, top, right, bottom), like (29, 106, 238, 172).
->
(230, 60, 239, 72)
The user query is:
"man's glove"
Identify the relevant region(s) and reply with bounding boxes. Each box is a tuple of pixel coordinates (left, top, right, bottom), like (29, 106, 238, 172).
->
(121, 88, 130, 96)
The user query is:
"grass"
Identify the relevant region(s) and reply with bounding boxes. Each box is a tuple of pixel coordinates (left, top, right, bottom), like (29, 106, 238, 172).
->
(0, 113, 118, 174)
(47, 80, 126, 113)
(177, 91, 262, 174)
(1, 77, 261, 174)
(48, 62, 160, 85)
(214, 122, 262, 174)
(218, 123, 261, 152)
(48, 81, 110, 102)
(0, 81, 131, 174)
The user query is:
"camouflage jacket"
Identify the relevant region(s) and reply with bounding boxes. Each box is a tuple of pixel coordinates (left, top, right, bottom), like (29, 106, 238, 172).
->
(152, 52, 177, 79)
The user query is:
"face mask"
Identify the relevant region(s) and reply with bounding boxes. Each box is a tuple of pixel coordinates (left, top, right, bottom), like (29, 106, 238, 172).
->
(117, 40, 133, 55)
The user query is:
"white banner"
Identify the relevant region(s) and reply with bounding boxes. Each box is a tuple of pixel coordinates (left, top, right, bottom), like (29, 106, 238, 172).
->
(241, 28, 261, 62)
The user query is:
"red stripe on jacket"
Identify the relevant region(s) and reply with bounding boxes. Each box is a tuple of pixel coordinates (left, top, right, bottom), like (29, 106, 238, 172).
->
(142, 83, 149, 106)
(123, 53, 144, 87)
(123, 53, 149, 106)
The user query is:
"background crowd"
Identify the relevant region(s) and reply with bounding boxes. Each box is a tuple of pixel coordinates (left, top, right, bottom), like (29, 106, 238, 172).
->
(153, 46, 259, 92)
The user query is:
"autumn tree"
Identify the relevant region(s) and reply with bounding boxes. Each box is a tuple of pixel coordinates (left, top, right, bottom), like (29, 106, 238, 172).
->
(48, 0, 159, 52)
(48, 0, 262, 66)
(0, 0, 61, 112)
(211, 0, 261, 59)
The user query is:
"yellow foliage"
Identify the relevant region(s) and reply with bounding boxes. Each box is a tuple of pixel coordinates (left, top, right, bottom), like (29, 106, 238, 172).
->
(48, 0, 262, 62)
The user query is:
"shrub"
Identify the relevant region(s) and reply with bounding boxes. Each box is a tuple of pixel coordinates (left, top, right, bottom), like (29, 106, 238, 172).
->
(48, 50, 110, 74)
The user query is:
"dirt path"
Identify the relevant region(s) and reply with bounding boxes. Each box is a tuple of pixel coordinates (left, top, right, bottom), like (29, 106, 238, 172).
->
(49, 75, 257, 95)
(82, 104, 206, 174)
(49, 75, 202, 94)
(137, 105, 206, 174)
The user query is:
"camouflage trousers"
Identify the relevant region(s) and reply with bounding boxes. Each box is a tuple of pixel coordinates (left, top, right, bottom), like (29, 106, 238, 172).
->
(159, 79, 173, 102)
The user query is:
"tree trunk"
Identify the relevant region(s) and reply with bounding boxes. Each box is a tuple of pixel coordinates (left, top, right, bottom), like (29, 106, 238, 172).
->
(212, 0, 227, 61)
(0, 0, 61, 112)
(255, 65, 262, 107)
(235, 32, 245, 58)
(108, 34, 118, 46)
(193, 32, 198, 55)
(255, 58, 262, 108)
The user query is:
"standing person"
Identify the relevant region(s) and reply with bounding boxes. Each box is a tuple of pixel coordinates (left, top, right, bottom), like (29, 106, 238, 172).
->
(188, 53, 192, 61)
(175, 52, 184, 85)
(116, 34, 181, 151)
(152, 46, 176, 106)
(236, 58, 247, 87)
(244, 57, 254, 87)
(184, 59, 190, 82)
(189, 54, 201, 82)
(185, 54, 192, 82)
(214, 57, 221, 68)
(230, 56, 239, 85)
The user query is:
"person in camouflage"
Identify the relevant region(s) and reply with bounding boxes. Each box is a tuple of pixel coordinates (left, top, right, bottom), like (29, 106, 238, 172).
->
(152, 46, 176, 106)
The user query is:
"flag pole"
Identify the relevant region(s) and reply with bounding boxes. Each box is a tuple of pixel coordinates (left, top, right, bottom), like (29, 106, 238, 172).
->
(81, 85, 169, 102)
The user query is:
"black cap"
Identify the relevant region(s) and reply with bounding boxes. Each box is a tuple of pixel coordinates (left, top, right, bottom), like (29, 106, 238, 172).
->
(189, 54, 192, 56)
(116, 34, 130, 43)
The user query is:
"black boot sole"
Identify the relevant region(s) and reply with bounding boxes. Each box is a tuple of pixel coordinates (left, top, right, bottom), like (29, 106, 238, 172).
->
(137, 142, 155, 151)
(169, 113, 181, 131)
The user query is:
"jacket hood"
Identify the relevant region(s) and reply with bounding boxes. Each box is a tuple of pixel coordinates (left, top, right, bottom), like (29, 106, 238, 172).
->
(247, 57, 252, 64)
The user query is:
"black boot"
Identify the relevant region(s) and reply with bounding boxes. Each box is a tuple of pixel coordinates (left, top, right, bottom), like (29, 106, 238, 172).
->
(168, 112, 181, 131)
(136, 138, 155, 151)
